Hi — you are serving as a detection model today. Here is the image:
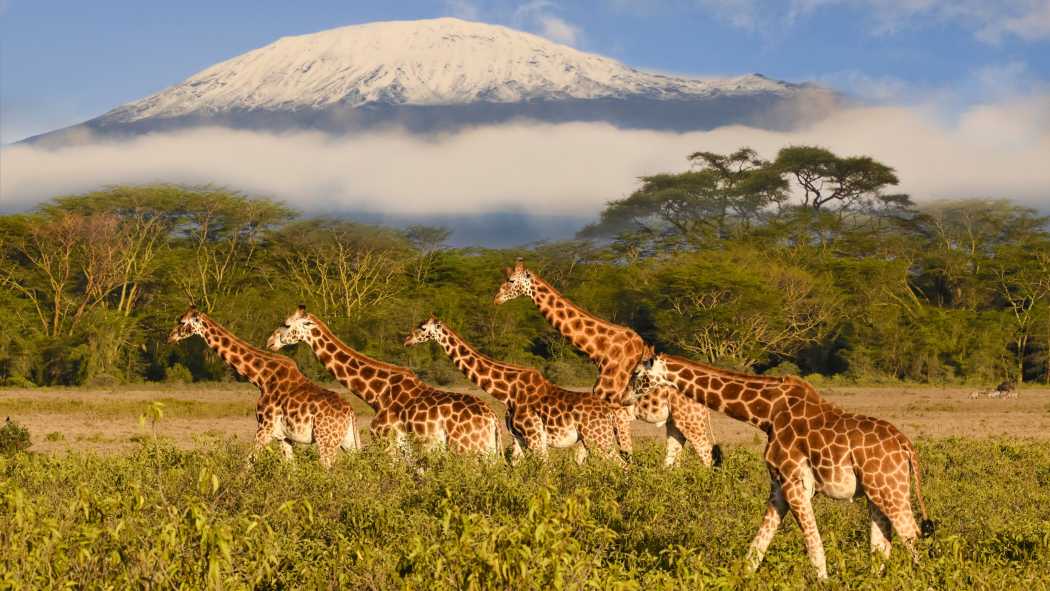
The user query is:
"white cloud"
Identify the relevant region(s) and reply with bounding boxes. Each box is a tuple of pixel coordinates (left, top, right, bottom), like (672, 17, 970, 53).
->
(684, 0, 1050, 42)
(981, 1, 1050, 42)
(2, 94, 1048, 218)
(444, 0, 480, 20)
(512, 1, 584, 46)
(533, 15, 583, 45)
(536, 15, 581, 45)
(696, 0, 765, 31)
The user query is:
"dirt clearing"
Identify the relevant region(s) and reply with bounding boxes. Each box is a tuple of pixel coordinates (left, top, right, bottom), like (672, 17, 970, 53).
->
(3, 384, 1047, 455)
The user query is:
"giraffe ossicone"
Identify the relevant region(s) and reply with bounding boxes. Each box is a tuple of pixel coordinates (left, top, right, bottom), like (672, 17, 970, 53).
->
(494, 258, 720, 467)
(631, 353, 935, 579)
(168, 306, 359, 469)
(404, 315, 625, 465)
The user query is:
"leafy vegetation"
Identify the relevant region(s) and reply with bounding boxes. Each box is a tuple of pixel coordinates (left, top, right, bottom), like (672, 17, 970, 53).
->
(0, 439, 1046, 589)
(2, 145, 1049, 388)
(0, 418, 31, 456)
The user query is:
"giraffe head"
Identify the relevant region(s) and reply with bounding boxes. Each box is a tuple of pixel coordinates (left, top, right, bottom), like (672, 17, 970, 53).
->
(628, 354, 673, 402)
(493, 258, 534, 304)
(167, 306, 205, 343)
(267, 304, 315, 351)
(403, 314, 442, 347)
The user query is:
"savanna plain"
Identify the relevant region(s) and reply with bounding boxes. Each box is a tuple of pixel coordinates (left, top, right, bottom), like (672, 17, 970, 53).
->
(1, 384, 1048, 590)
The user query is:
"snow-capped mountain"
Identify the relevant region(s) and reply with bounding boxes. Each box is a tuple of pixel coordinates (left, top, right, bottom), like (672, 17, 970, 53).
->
(25, 18, 837, 144)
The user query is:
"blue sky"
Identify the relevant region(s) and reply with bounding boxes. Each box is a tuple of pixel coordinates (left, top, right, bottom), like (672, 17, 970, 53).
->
(2, 0, 1048, 143)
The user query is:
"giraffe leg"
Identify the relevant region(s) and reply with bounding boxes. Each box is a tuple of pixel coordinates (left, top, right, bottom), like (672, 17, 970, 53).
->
(528, 420, 549, 461)
(339, 413, 360, 452)
(278, 439, 294, 463)
(578, 418, 624, 467)
(869, 502, 893, 567)
(574, 444, 589, 465)
(882, 495, 922, 564)
(663, 418, 687, 468)
(612, 406, 634, 458)
(669, 391, 717, 467)
(864, 452, 923, 565)
(746, 478, 789, 573)
(512, 411, 547, 461)
(248, 418, 275, 466)
(782, 472, 828, 580)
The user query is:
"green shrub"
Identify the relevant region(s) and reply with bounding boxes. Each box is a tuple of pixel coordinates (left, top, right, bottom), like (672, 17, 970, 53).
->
(164, 363, 193, 384)
(0, 418, 31, 455)
(543, 359, 597, 387)
(764, 361, 801, 377)
(0, 439, 1047, 588)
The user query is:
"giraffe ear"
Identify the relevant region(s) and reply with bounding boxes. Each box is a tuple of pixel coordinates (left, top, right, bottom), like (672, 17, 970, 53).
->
(502, 267, 512, 279)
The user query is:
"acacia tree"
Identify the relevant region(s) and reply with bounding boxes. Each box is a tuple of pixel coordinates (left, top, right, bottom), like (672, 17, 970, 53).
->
(404, 224, 451, 286)
(992, 241, 1050, 384)
(578, 147, 786, 248)
(649, 249, 839, 370)
(173, 188, 294, 311)
(773, 145, 911, 215)
(270, 220, 409, 319)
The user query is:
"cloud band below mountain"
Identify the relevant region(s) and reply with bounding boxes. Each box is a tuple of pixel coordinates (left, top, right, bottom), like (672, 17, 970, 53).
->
(2, 95, 1048, 220)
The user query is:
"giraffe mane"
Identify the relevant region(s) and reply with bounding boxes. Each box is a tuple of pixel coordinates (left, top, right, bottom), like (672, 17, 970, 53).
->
(658, 354, 790, 384)
(438, 321, 543, 376)
(305, 313, 417, 377)
(528, 272, 628, 329)
(199, 312, 294, 364)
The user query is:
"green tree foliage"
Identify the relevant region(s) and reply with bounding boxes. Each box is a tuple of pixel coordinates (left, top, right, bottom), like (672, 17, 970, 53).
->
(1, 157, 1048, 387)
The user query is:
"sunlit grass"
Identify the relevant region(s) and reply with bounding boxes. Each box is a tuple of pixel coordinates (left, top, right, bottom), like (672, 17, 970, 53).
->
(1, 438, 1047, 589)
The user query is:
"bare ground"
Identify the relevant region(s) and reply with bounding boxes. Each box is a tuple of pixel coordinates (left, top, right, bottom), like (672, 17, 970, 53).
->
(3, 383, 1047, 455)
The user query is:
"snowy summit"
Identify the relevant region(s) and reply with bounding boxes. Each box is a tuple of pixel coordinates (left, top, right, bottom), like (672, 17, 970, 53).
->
(25, 18, 835, 144)
(114, 18, 798, 120)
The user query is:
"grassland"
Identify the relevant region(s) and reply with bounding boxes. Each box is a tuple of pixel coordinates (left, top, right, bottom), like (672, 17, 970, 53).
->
(4, 384, 1048, 454)
(1, 386, 1048, 589)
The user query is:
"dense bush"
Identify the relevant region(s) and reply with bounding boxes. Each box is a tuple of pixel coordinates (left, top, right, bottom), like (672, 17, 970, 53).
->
(0, 439, 1047, 589)
(0, 418, 30, 456)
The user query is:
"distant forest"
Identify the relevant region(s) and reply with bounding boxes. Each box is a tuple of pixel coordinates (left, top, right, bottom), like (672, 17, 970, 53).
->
(2, 145, 1048, 388)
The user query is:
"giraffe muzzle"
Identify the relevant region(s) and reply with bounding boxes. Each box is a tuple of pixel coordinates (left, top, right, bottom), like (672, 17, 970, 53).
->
(266, 329, 286, 351)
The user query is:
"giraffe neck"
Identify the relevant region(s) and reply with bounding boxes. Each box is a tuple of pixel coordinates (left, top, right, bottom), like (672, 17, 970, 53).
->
(528, 274, 617, 360)
(662, 355, 782, 432)
(433, 324, 517, 403)
(198, 315, 298, 389)
(303, 315, 408, 411)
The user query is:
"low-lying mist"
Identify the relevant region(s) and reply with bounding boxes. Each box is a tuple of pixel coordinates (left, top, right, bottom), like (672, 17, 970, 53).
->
(3, 95, 1048, 228)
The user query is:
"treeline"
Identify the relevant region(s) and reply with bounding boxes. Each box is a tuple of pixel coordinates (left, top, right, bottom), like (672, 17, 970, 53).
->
(1, 146, 1048, 387)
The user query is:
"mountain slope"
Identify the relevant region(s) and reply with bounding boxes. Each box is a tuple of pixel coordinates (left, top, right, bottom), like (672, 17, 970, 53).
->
(25, 18, 838, 144)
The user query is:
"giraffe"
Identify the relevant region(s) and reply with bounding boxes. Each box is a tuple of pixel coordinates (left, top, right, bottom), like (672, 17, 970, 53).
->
(266, 305, 502, 457)
(404, 315, 624, 465)
(629, 354, 935, 579)
(631, 384, 722, 468)
(167, 306, 359, 469)
(493, 258, 719, 467)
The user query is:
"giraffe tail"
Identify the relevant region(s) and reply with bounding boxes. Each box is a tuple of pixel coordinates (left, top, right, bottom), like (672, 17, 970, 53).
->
(907, 441, 936, 538)
(705, 406, 723, 469)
